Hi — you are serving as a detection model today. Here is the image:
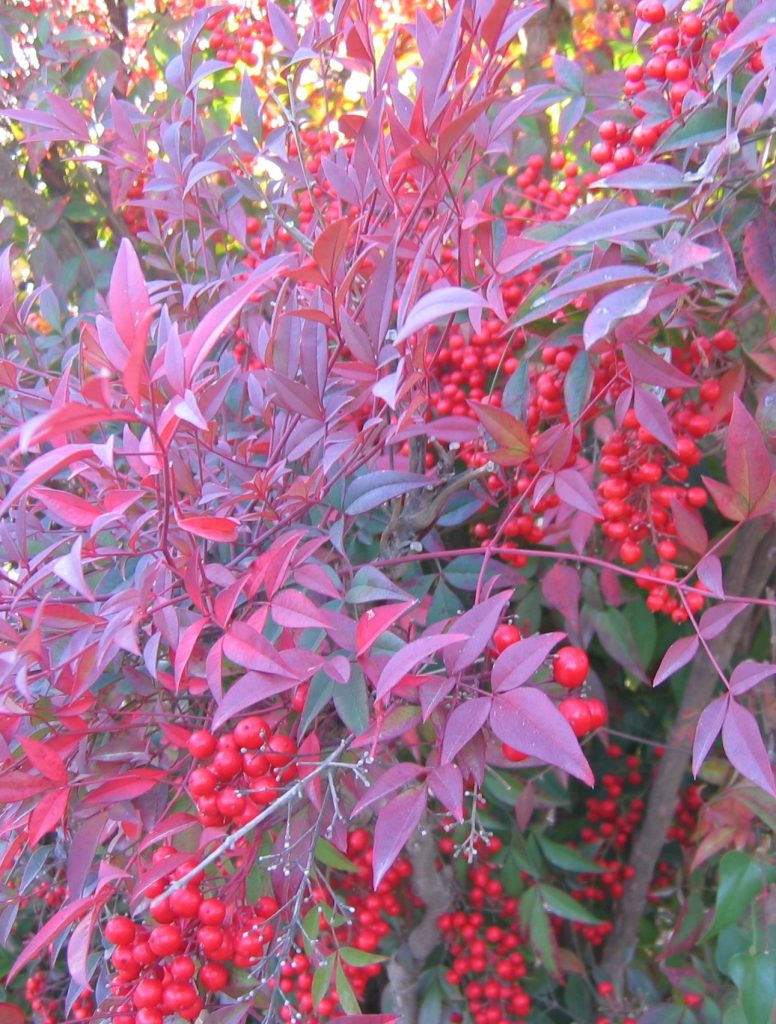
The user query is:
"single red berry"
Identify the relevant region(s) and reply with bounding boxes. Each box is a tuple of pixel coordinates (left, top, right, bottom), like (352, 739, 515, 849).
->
(233, 715, 269, 749)
(502, 743, 528, 763)
(492, 623, 522, 653)
(559, 697, 593, 737)
(553, 646, 590, 688)
(199, 962, 230, 992)
(187, 730, 217, 759)
(105, 916, 136, 946)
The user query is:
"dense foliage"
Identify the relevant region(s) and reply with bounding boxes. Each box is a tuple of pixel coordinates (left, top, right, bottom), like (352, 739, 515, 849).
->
(0, 1, 774, 1024)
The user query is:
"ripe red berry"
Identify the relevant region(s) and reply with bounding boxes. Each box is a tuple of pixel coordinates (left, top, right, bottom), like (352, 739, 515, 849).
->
(492, 623, 522, 653)
(198, 898, 227, 925)
(559, 697, 593, 737)
(233, 715, 269, 749)
(199, 962, 230, 992)
(187, 730, 216, 759)
(553, 646, 590, 688)
(148, 923, 183, 957)
(502, 743, 528, 763)
(105, 916, 136, 946)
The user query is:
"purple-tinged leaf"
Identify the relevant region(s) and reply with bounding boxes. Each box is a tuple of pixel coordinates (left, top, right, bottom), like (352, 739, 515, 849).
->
(418, 675, 454, 721)
(583, 282, 654, 349)
(726, 396, 773, 508)
(351, 705, 422, 750)
(443, 591, 512, 673)
(396, 286, 489, 344)
(441, 697, 492, 763)
(699, 601, 746, 640)
(623, 341, 695, 390)
(0, 445, 93, 516)
(375, 634, 468, 700)
(722, 700, 776, 796)
(174, 618, 207, 689)
(743, 209, 776, 311)
(52, 537, 93, 601)
(185, 256, 289, 382)
(372, 786, 428, 887)
(351, 763, 427, 817)
(8, 897, 94, 982)
(222, 623, 294, 675)
(554, 469, 602, 518)
(555, 206, 675, 251)
(692, 695, 727, 778)
(669, 497, 708, 554)
(729, 660, 776, 696)
(427, 763, 464, 820)
(703, 477, 749, 522)
(653, 635, 698, 686)
(696, 555, 724, 598)
(470, 401, 530, 460)
(213, 672, 299, 730)
(634, 386, 677, 451)
(108, 239, 153, 406)
(271, 590, 332, 630)
(344, 471, 429, 515)
(490, 688, 593, 785)
(541, 565, 581, 639)
(492, 632, 566, 693)
(597, 163, 688, 190)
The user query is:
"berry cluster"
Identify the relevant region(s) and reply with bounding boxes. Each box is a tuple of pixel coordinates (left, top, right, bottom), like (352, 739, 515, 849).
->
(186, 719, 298, 829)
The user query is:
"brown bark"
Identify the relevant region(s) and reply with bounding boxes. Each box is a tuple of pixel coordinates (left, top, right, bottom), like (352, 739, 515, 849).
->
(601, 519, 776, 984)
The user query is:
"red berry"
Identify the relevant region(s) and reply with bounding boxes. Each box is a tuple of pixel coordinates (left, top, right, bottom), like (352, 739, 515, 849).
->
(502, 743, 528, 763)
(199, 962, 230, 992)
(233, 715, 269, 749)
(187, 730, 217, 759)
(553, 646, 590, 688)
(492, 623, 522, 653)
(559, 697, 594, 737)
(198, 898, 227, 925)
(105, 916, 136, 946)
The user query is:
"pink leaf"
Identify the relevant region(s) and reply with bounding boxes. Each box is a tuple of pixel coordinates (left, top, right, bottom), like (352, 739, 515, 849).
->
(623, 341, 694, 390)
(8, 897, 94, 981)
(441, 697, 492, 764)
(703, 476, 749, 522)
(356, 601, 416, 657)
(692, 695, 727, 776)
(653, 635, 699, 686)
(372, 785, 427, 887)
(699, 602, 746, 640)
(669, 497, 708, 554)
(427, 763, 464, 820)
(213, 672, 298, 730)
(396, 286, 489, 344)
(19, 736, 68, 782)
(28, 787, 68, 848)
(470, 401, 530, 459)
(634, 386, 677, 452)
(729, 660, 776, 696)
(174, 618, 207, 689)
(375, 634, 468, 701)
(583, 282, 653, 348)
(271, 590, 332, 630)
(541, 565, 581, 638)
(442, 591, 512, 673)
(489, 688, 593, 785)
(743, 208, 776, 311)
(351, 762, 427, 817)
(32, 487, 102, 527)
(722, 700, 776, 795)
(345, 471, 429, 515)
(554, 469, 602, 518)
(0, 445, 92, 516)
(696, 555, 724, 597)
(726, 395, 773, 509)
(491, 632, 566, 693)
(109, 239, 153, 405)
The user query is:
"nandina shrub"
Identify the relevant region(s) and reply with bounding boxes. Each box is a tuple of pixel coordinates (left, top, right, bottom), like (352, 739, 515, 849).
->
(0, 1, 775, 1024)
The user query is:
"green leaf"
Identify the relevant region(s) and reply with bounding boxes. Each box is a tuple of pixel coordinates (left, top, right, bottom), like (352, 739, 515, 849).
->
(708, 851, 765, 937)
(300, 671, 335, 735)
(418, 982, 444, 1024)
(729, 951, 776, 1024)
(427, 580, 462, 624)
(715, 926, 749, 977)
(593, 608, 647, 682)
(655, 105, 726, 153)
(333, 670, 370, 734)
(301, 906, 320, 942)
(339, 947, 386, 967)
(315, 838, 360, 874)
(538, 884, 602, 924)
(723, 1007, 748, 1024)
(336, 960, 361, 1015)
(536, 835, 605, 874)
(563, 351, 592, 423)
(623, 599, 658, 668)
(312, 956, 334, 1008)
(519, 887, 560, 979)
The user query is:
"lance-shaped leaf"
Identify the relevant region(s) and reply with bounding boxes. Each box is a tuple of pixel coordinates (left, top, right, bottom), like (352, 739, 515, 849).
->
(743, 209, 776, 311)
(372, 785, 427, 887)
(726, 395, 773, 510)
(722, 700, 776, 795)
(491, 632, 565, 692)
(177, 516, 239, 543)
(554, 469, 602, 518)
(442, 591, 512, 673)
(351, 762, 427, 817)
(396, 286, 488, 343)
(441, 697, 492, 764)
(344, 471, 429, 515)
(8, 897, 95, 981)
(692, 695, 727, 776)
(109, 239, 153, 405)
(583, 282, 654, 349)
(729, 659, 776, 695)
(427, 763, 464, 820)
(490, 688, 593, 784)
(653, 635, 699, 686)
(470, 401, 530, 463)
(375, 633, 468, 700)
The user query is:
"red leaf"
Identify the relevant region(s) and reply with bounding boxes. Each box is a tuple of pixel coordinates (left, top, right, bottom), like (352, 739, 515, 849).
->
(743, 209, 776, 311)
(722, 700, 776, 795)
(32, 487, 102, 527)
(441, 697, 492, 764)
(669, 497, 708, 554)
(312, 218, 351, 281)
(0, 771, 52, 802)
(702, 477, 749, 521)
(623, 341, 695, 390)
(491, 632, 566, 693)
(375, 634, 468, 701)
(372, 785, 427, 887)
(692, 695, 727, 777)
(427, 763, 464, 820)
(83, 771, 166, 806)
(109, 239, 153, 405)
(174, 618, 208, 689)
(726, 396, 773, 509)
(489, 688, 593, 785)
(212, 672, 298, 730)
(351, 762, 427, 817)
(0, 445, 93, 516)
(356, 601, 416, 657)
(28, 787, 68, 848)
(185, 256, 289, 382)
(19, 736, 68, 782)
(653, 635, 699, 686)
(177, 515, 239, 543)
(8, 897, 94, 982)
(271, 589, 332, 630)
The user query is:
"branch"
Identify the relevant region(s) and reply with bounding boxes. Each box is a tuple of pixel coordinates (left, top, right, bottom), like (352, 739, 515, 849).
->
(600, 520, 776, 984)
